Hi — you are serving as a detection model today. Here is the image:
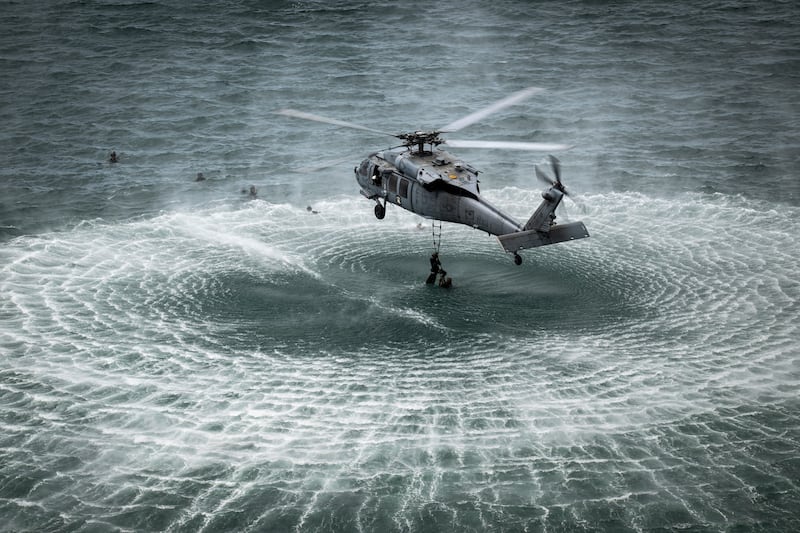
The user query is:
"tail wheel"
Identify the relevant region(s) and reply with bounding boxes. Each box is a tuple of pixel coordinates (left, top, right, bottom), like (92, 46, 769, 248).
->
(374, 203, 386, 220)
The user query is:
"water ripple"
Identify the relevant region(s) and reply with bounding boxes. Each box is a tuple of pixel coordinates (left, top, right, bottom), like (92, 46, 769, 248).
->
(2, 0, 800, 530)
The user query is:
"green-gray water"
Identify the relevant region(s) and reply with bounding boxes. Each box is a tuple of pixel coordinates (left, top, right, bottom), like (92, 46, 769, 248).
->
(1, 1, 798, 531)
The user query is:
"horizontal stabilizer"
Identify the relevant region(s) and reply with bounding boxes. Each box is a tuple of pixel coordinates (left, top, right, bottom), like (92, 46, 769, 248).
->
(497, 222, 589, 253)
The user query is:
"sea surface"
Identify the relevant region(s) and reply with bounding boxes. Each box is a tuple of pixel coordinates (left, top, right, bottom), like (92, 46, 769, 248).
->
(1, 1, 799, 531)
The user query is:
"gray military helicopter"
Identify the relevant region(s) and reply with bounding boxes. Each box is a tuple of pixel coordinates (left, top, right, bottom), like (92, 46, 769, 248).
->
(277, 87, 588, 265)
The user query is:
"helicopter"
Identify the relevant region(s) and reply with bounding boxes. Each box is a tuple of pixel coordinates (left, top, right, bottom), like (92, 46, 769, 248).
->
(276, 87, 589, 265)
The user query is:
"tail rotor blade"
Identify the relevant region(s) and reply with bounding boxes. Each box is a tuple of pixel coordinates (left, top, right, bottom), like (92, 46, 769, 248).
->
(558, 197, 570, 221)
(548, 155, 562, 184)
(535, 164, 556, 187)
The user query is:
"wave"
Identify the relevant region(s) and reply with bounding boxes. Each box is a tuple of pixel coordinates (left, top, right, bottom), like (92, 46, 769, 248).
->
(2, 189, 798, 533)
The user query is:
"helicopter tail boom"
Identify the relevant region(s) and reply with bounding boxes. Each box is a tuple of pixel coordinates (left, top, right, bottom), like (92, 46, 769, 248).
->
(497, 222, 589, 254)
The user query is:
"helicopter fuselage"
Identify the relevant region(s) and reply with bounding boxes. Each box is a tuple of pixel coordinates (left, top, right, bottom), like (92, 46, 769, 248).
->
(356, 147, 522, 236)
(355, 145, 590, 263)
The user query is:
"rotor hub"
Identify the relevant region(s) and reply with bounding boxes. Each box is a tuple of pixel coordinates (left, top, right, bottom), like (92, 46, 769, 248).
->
(397, 131, 445, 152)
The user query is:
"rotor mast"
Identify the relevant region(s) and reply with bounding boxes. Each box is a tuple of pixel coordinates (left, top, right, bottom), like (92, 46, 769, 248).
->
(399, 131, 444, 154)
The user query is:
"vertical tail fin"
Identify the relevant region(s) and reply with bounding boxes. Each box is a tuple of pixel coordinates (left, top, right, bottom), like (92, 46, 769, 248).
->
(524, 186, 564, 232)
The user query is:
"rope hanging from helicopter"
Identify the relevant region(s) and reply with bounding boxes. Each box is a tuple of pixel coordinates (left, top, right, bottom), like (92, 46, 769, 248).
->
(431, 220, 443, 254)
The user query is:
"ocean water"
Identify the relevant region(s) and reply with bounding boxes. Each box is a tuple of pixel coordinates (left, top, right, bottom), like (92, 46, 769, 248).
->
(1, 1, 799, 531)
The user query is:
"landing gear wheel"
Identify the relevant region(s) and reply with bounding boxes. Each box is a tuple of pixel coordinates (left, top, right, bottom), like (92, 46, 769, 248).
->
(514, 253, 522, 266)
(374, 203, 385, 220)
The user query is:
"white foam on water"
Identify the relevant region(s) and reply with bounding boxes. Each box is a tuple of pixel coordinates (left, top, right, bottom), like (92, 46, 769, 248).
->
(2, 190, 799, 531)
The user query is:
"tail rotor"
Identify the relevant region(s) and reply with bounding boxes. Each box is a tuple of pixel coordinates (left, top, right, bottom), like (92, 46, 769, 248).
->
(535, 155, 568, 194)
(535, 155, 584, 216)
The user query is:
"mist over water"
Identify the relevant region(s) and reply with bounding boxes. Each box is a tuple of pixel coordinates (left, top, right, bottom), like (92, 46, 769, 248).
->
(2, 1, 799, 531)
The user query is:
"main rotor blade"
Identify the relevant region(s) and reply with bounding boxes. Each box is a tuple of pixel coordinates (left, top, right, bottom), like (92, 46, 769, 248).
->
(439, 86, 545, 132)
(275, 108, 396, 137)
(292, 154, 360, 173)
(444, 139, 573, 151)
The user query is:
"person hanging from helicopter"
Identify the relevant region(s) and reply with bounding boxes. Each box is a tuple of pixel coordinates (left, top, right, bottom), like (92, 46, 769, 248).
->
(426, 252, 441, 284)
(430, 252, 441, 273)
(438, 269, 452, 289)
